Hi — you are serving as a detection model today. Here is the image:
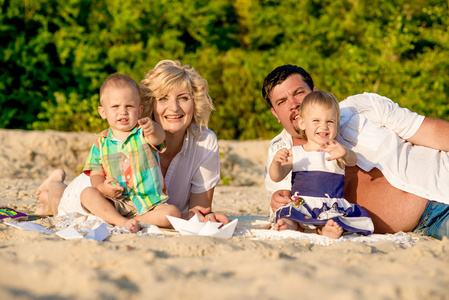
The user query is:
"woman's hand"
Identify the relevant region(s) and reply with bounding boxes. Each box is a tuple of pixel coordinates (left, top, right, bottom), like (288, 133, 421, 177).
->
(188, 206, 230, 225)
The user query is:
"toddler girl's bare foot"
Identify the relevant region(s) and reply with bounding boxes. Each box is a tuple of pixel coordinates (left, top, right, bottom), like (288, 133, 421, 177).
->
(319, 219, 343, 239)
(124, 219, 141, 233)
(36, 169, 66, 198)
(274, 218, 298, 231)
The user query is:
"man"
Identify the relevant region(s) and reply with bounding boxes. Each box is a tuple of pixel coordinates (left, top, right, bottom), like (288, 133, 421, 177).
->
(263, 65, 449, 239)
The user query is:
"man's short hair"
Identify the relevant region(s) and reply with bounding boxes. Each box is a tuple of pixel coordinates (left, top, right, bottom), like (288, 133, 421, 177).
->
(262, 65, 314, 108)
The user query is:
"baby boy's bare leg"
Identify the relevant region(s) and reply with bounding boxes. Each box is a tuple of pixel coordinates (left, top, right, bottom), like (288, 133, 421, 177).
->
(135, 204, 181, 228)
(81, 187, 141, 233)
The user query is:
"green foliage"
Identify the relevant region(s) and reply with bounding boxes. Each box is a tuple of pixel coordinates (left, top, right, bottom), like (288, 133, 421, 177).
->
(1, 0, 448, 139)
(220, 174, 231, 186)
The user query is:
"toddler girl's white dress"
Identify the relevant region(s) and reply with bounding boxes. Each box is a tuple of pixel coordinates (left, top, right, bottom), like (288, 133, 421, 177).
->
(275, 146, 374, 235)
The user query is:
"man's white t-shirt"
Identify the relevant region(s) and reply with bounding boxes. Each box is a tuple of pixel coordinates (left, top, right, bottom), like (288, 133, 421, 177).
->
(265, 93, 449, 205)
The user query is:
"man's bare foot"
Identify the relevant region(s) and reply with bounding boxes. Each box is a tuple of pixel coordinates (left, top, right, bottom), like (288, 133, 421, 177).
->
(274, 218, 299, 231)
(124, 219, 141, 233)
(318, 219, 343, 239)
(36, 169, 66, 198)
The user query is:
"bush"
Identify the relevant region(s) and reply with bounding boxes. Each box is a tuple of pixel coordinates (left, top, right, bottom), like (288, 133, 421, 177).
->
(1, 0, 448, 139)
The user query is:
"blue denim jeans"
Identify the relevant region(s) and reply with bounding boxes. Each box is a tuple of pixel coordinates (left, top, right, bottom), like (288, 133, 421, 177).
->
(413, 201, 449, 240)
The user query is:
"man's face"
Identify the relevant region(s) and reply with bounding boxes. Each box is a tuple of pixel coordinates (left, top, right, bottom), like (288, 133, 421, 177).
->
(270, 74, 315, 137)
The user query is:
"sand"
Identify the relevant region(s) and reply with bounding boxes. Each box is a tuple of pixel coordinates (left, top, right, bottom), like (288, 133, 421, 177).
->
(1, 129, 448, 300)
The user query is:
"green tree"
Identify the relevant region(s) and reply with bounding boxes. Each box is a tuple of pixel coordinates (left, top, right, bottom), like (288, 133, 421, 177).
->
(0, 0, 448, 139)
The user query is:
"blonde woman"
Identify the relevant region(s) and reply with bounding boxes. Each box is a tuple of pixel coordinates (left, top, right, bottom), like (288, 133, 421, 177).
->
(35, 60, 229, 228)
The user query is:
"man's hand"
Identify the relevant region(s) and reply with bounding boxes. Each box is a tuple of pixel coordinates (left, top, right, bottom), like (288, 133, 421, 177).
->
(270, 189, 292, 212)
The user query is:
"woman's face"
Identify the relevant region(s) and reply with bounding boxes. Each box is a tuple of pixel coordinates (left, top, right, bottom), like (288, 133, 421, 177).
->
(153, 88, 194, 135)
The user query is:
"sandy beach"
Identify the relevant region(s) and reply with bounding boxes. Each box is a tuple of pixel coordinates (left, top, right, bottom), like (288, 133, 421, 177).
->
(1, 129, 448, 300)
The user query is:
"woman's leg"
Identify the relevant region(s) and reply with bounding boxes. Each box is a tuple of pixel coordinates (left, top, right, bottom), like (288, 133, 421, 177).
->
(35, 169, 67, 215)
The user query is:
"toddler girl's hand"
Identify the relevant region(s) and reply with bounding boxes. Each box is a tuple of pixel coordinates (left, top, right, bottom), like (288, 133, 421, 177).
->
(318, 140, 346, 161)
(273, 148, 291, 165)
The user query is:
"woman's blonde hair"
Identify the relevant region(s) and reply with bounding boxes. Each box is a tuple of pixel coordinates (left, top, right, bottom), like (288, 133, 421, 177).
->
(299, 90, 340, 140)
(139, 60, 214, 134)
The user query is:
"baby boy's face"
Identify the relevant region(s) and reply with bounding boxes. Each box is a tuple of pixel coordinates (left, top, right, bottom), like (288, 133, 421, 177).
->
(98, 86, 143, 134)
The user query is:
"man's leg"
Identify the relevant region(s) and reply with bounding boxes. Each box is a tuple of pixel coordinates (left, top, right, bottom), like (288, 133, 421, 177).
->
(414, 201, 449, 240)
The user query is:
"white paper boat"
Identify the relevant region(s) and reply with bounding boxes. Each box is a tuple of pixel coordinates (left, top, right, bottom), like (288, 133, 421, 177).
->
(84, 223, 110, 241)
(167, 214, 238, 239)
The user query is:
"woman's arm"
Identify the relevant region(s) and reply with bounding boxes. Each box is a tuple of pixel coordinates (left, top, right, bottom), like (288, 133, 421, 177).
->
(181, 188, 214, 220)
(189, 188, 215, 210)
(182, 188, 230, 224)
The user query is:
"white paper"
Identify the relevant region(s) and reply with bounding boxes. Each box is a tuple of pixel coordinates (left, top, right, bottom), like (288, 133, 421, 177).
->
(56, 226, 84, 240)
(4, 222, 54, 234)
(167, 215, 238, 239)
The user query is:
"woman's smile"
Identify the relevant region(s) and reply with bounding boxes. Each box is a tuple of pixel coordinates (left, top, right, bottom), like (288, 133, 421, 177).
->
(154, 89, 194, 135)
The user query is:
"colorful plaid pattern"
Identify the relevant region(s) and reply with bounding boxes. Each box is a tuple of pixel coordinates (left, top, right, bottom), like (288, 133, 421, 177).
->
(84, 126, 168, 215)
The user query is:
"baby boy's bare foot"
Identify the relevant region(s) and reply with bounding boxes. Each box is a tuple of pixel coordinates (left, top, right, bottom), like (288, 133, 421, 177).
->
(124, 219, 141, 233)
(319, 219, 343, 239)
(274, 218, 299, 231)
(36, 169, 66, 198)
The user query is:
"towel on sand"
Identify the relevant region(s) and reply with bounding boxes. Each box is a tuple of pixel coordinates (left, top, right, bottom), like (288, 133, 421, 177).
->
(49, 213, 417, 246)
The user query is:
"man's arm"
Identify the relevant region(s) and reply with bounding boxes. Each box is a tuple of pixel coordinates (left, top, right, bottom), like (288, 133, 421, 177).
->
(361, 93, 449, 151)
(407, 117, 449, 152)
